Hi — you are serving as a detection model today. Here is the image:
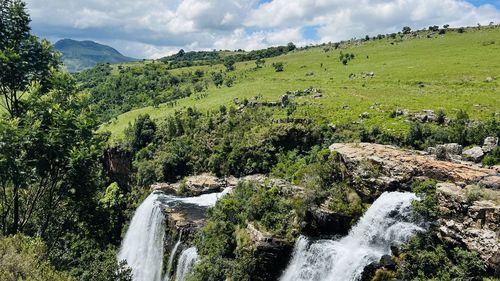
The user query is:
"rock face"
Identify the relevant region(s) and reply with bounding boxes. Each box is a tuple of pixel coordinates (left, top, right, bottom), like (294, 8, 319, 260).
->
(329, 143, 500, 272)
(103, 147, 132, 186)
(482, 137, 498, 153)
(436, 183, 500, 273)
(247, 223, 294, 281)
(329, 143, 499, 200)
(303, 202, 352, 236)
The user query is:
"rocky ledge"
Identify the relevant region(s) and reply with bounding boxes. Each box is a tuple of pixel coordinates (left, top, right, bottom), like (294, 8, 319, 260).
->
(330, 143, 499, 201)
(152, 173, 229, 196)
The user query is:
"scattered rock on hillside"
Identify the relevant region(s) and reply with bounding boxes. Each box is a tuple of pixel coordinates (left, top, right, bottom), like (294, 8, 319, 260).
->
(462, 146, 484, 163)
(359, 112, 370, 119)
(482, 137, 498, 153)
(485, 76, 494, 82)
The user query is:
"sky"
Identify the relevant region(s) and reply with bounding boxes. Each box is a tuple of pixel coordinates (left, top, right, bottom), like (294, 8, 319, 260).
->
(25, 0, 500, 59)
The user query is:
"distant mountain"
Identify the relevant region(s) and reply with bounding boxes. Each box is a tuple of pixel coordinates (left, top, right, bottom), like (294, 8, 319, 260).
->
(54, 39, 138, 72)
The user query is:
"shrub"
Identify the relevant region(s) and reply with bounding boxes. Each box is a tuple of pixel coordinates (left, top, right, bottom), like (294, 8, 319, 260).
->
(272, 62, 284, 72)
(411, 180, 438, 221)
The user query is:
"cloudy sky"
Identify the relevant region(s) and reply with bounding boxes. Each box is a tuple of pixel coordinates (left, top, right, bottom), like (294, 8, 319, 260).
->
(25, 0, 500, 59)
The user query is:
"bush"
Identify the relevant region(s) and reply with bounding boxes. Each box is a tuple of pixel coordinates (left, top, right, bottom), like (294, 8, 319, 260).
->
(272, 62, 284, 72)
(411, 180, 438, 221)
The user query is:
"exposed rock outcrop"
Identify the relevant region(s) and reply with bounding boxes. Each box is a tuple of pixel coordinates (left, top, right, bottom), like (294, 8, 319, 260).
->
(329, 143, 499, 200)
(152, 173, 227, 196)
(329, 142, 500, 272)
(247, 223, 294, 281)
(436, 183, 500, 273)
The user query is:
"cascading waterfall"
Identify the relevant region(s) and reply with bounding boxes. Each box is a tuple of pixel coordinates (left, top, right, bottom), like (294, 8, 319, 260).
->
(118, 192, 166, 281)
(119, 188, 230, 281)
(164, 231, 183, 281)
(175, 247, 199, 281)
(280, 192, 425, 281)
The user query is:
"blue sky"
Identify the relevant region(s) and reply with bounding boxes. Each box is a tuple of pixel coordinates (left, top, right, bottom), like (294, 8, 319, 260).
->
(25, 0, 500, 58)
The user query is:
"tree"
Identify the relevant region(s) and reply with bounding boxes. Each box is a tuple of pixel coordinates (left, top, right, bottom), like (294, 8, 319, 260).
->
(255, 58, 265, 68)
(287, 42, 296, 51)
(402, 26, 412, 34)
(125, 114, 157, 153)
(224, 58, 236, 71)
(272, 62, 284, 72)
(212, 72, 224, 87)
(0, 0, 59, 118)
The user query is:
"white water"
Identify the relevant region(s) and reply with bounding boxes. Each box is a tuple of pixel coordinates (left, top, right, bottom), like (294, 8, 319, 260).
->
(280, 192, 425, 281)
(174, 247, 199, 281)
(118, 188, 230, 281)
(164, 231, 183, 281)
(118, 192, 166, 281)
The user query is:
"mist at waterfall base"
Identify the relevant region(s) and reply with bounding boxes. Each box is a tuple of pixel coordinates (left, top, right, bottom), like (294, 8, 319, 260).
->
(280, 192, 425, 281)
(118, 189, 229, 281)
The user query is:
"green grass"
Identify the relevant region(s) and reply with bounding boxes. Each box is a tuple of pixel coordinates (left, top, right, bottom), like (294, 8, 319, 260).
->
(101, 27, 500, 141)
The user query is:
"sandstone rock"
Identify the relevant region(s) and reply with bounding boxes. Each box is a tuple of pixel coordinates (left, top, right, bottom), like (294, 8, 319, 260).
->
(437, 143, 463, 155)
(482, 137, 498, 153)
(152, 173, 226, 196)
(462, 146, 484, 163)
(485, 76, 494, 82)
(329, 143, 500, 200)
(436, 183, 500, 272)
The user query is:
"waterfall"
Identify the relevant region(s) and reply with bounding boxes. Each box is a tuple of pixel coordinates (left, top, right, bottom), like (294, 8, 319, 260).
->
(118, 192, 166, 281)
(164, 231, 183, 281)
(118, 188, 230, 281)
(174, 247, 199, 281)
(280, 192, 425, 281)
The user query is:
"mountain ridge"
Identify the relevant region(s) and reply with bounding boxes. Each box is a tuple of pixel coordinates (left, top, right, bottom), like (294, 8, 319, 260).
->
(54, 39, 138, 72)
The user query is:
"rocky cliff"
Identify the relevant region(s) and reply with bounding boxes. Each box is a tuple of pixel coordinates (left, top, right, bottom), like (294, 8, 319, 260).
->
(329, 142, 500, 272)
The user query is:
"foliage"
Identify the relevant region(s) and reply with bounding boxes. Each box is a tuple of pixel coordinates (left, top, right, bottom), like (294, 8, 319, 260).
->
(482, 146, 500, 166)
(129, 106, 332, 185)
(124, 114, 157, 153)
(189, 181, 300, 281)
(411, 180, 438, 221)
(272, 62, 284, 72)
(0, 234, 73, 281)
(0, 0, 60, 118)
(397, 232, 486, 281)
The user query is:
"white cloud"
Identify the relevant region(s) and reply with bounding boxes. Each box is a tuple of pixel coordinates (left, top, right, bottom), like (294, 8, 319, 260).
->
(24, 0, 500, 59)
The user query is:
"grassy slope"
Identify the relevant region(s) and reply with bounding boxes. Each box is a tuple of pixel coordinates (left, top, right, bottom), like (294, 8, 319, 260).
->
(101, 27, 500, 141)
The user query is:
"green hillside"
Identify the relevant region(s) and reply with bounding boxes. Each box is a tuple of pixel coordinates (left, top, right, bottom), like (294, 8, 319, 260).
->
(99, 27, 499, 141)
(54, 39, 138, 72)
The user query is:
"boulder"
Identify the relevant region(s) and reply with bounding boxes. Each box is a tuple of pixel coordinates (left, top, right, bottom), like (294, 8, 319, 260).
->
(360, 261, 379, 281)
(482, 137, 498, 153)
(360, 112, 370, 119)
(437, 143, 463, 156)
(462, 146, 484, 163)
(379, 254, 397, 270)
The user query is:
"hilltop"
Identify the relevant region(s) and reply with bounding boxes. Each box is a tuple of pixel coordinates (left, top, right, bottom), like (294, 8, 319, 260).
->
(54, 39, 138, 72)
(90, 26, 499, 141)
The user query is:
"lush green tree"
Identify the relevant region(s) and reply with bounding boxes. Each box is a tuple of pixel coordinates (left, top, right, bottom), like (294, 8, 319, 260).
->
(212, 72, 224, 87)
(0, 0, 59, 118)
(224, 58, 236, 71)
(255, 58, 265, 68)
(0, 234, 73, 281)
(124, 114, 157, 153)
(402, 26, 412, 34)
